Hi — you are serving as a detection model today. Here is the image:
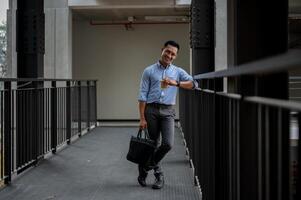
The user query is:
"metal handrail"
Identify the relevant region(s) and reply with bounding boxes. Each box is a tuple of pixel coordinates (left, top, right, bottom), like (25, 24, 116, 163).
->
(0, 78, 98, 82)
(193, 49, 301, 79)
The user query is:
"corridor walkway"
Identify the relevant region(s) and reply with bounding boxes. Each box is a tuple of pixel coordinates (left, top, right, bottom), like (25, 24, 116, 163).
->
(0, 126, 201, 200)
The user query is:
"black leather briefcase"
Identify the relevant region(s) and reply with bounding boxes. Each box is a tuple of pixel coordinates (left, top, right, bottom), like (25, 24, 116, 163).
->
(126, 128, 156, 164)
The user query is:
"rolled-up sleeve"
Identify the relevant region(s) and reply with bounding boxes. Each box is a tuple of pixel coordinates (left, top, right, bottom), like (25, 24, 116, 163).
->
(138, 69, 150, 102)
(179, 68, 198, 89)
(178, 68, 193, 81)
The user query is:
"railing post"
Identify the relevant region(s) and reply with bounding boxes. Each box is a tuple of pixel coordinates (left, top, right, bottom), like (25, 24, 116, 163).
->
(35, 81, 44, 161)
(191, 89, 199, 186)
(4, 82, 12, 184)
(297, 113, 301, 200)
(94, 80, 97, 126)
(87, 81, 90, 130)
(78, 81, 81, 137)
(213, 78, 224, 199)
(51, 81, 57, 153)
(66, 81, 71, 144)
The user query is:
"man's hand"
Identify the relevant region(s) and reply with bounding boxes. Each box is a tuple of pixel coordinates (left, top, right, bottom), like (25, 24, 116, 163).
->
(162, 77, 177, 86)
(139, 101, 147, 129)
(139, 118, 147, 130)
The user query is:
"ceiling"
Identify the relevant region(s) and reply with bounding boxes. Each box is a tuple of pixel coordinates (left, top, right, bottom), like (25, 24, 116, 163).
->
(72, 7, 190, 22)
(71, 2, 301, 20)
(71, 2, 300, 32)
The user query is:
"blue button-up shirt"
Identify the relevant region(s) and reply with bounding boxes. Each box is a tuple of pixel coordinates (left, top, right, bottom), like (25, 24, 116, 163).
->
(138, 62, 194, 105)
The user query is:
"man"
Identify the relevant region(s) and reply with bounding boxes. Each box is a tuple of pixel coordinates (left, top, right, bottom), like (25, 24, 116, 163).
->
(138, 40, 196, 189)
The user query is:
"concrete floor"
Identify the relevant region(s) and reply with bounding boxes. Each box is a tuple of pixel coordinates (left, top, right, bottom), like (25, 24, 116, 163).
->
(0, 126, 201, 200)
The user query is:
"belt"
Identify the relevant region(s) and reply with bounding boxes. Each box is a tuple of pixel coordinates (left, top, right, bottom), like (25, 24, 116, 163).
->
(147, 103, 174, 109)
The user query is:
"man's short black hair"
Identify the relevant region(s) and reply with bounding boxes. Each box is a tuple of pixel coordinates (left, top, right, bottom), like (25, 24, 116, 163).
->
(164, 40, 180, 51)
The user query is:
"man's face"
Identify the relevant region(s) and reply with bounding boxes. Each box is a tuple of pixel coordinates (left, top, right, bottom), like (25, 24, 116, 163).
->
(160, 45, 178, 66)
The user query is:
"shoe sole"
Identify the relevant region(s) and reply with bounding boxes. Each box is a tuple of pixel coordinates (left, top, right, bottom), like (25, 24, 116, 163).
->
(152, 185, 163, 189)
(137, 177, 147, 187)
(152, 181, 164, 189)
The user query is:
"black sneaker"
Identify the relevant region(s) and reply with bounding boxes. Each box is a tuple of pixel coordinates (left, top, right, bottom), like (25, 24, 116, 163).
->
(138, 165, 148, 187)
(152, 174, 164, 189)
(137, 175, 147, 187)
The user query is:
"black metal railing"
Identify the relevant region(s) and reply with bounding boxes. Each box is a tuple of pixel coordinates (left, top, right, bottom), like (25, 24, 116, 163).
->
(179, 49, 301, 200)
(0, 79, 97, 185)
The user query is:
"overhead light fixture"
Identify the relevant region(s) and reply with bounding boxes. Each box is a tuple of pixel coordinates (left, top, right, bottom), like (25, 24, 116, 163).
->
(175, 0, 191, 5)
(144, 16, 189, 22)
(128, 16, 135, 22)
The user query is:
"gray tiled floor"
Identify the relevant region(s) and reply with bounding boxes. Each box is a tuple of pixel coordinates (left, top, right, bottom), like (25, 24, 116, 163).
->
(0, 127, 201, 200)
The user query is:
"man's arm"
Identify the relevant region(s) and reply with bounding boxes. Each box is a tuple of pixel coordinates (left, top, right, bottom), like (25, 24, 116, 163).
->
(165, 67, 198, 90)
(177, 80, 194, 89)
(138, 68, 150, 129)
(162, 78, 195, 90)
(139, 101, 147, 129)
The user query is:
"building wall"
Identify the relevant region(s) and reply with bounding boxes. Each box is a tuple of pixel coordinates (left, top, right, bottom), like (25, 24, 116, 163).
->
(289, 0, 301, 13)
(73, 20, 190, 120)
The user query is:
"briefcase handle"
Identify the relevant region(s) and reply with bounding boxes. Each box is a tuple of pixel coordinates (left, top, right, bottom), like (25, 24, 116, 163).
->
(137, 128, 150, 139)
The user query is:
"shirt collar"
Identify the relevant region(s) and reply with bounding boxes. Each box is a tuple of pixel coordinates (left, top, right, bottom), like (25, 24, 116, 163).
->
(157, 61, 172, 70)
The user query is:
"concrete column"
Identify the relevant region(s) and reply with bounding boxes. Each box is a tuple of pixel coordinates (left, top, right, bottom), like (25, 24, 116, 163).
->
(7, 0, 17, 78)
(44, 0, 72, 78)
(190, 0, 214, 75)
(16, 0, 45, 78)
(215, 0, 227, 71)
(215, 0, 228, 92)
(7, 0, 72, 79)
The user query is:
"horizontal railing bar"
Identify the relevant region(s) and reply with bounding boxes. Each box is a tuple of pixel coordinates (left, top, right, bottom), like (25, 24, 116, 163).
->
(194, 49, 301, 79)
(0, 78, 98, 82)
(195, 88, 215, 94)
(244, 96, 301, 111)
(196, 88, 301, 109)
(200, 89, 215, 94)
(2, 85, 83, 92)
(216, 92, 242, 99)
(196, 88, 242, 99)
(289, 76, 301, 80)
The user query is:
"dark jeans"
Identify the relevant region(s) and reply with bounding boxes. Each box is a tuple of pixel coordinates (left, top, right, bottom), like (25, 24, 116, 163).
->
(140, 103, 175, 176)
